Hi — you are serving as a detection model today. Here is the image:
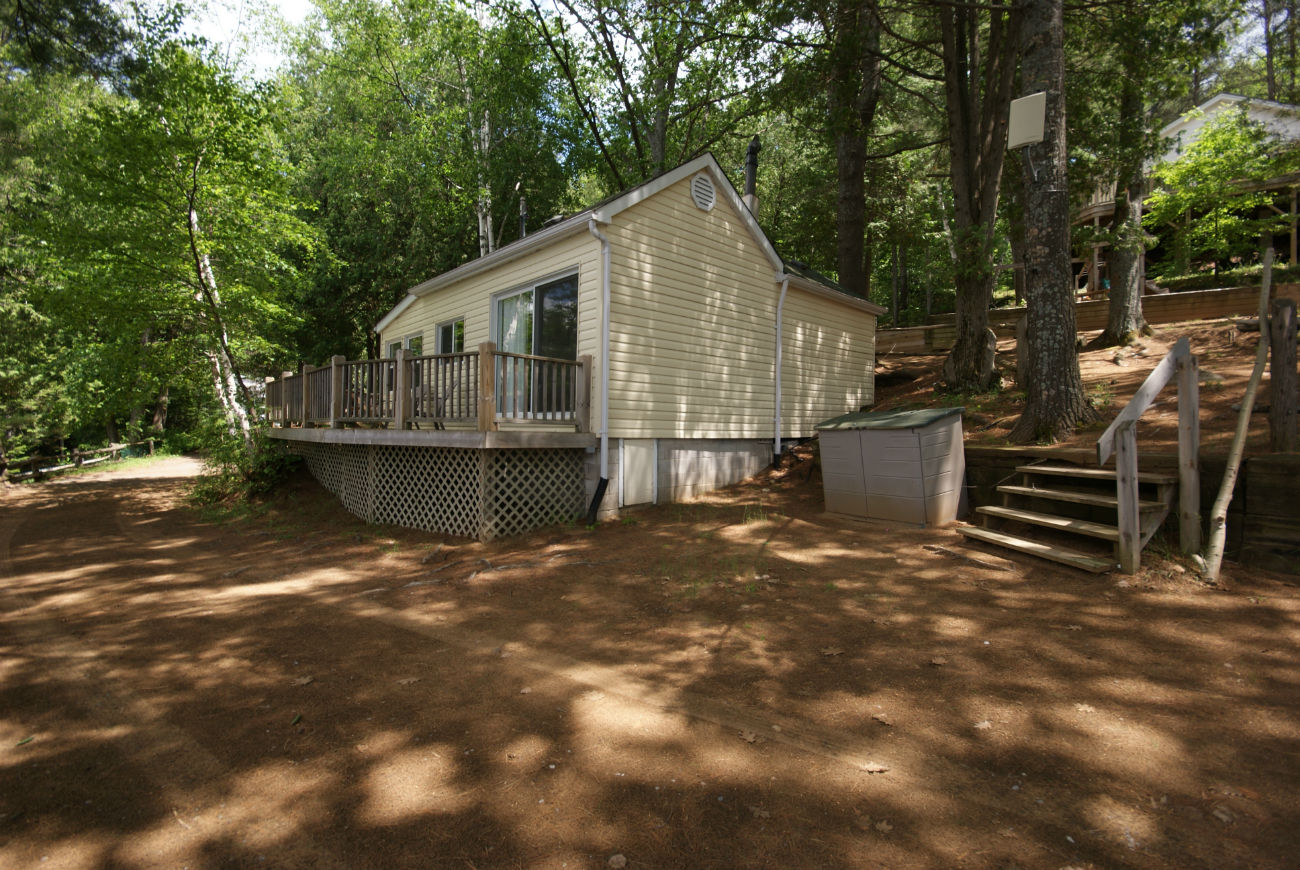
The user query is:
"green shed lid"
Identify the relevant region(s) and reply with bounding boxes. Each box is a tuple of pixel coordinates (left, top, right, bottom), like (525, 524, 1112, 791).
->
(815, 407, 964, 431)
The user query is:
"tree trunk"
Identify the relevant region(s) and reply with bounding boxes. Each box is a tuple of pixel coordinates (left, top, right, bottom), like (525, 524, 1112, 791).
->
(1266, 0, 1278, 100)
(1202, 250, 1275, 582)
(152, 386, 170, 432)
(836, 129, 869, 295)
(1005, 161, 1027, 306)
(938, 2, 1019, 392)
(187, 204, 253, 448)
(827, 0, 882, 298)
(899, 242, 910, 315)
(1270, 297, 1298, 451)
(1009, 0, 1094, 443)
(1096, 169, 1148, 347)
(890, 244, 900, 326)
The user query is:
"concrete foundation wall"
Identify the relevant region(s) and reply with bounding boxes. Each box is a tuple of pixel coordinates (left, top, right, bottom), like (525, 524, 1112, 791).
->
(583, 438, 773, 520)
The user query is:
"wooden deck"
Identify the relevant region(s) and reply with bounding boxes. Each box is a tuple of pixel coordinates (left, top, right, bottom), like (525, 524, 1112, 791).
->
(266, 426, 595, 450)
(265, 342, 592, 437)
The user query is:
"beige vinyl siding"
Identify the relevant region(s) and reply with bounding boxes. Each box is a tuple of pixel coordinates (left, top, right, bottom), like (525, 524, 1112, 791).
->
(379, 231, 602, 415)
(780, 288, 876, 435)
(606, 175, 779, 439)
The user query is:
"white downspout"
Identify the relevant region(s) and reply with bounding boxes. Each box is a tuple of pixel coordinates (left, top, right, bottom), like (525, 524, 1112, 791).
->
(588, 219, 611, 483)
(774, 276, 789, 461)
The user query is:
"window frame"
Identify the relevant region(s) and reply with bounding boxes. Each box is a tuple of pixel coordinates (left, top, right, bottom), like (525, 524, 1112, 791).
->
(489, 267, 580, 360)
(436, 317, 466, 355)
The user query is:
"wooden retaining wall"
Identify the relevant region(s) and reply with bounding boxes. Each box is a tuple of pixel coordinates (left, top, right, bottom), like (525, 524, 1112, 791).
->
(878, 283, 1300, 354)
(963, 447, 1299, 573)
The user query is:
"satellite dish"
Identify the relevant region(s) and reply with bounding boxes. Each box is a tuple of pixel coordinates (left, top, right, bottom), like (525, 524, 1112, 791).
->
(1008, 92, 1047, 150)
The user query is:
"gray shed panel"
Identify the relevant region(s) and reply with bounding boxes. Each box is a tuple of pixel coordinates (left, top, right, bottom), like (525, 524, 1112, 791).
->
(815, 408, 965, 528)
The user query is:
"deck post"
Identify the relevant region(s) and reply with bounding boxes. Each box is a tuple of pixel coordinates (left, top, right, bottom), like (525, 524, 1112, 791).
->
(1269, 298, 1297, 452)
(577, 354, 592, 433)
(1115, 420, 1141, 574)
(393, 348, 409, 429)
(1177, 353, 1202, 553)
(264, 376, 276, 423)
(330, 355, 345, 428)
(281, 372, 294, 425)
(478, 342, 498, 432)
(301, 365, 314, 428)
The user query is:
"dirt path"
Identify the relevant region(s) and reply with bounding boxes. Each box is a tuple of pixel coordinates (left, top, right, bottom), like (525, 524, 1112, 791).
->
(2, 457, 1298, 869)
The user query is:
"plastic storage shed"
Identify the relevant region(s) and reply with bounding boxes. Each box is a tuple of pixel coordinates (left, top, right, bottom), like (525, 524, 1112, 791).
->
(815, 408, 965, 527)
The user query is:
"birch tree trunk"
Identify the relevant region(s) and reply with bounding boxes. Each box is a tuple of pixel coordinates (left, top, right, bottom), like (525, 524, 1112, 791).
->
(187, 203, 253, 448)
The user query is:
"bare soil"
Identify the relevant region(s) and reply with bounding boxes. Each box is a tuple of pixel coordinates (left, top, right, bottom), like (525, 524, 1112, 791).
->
(873, 317, 1278, 454)
(3, 379, 1299, 870)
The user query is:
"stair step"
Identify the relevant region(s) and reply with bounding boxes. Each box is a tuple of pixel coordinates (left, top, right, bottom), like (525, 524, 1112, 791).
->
(956, 526, 1116, 573)
(997, 484, 1166, 512)
(1017, 464, 1178, 485)
(976, 505, 1120, 541)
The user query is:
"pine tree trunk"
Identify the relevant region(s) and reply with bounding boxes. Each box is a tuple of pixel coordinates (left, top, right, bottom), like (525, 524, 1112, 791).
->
(1008, 0, 1094, 443)
(828, 0, 881, 298)
(938, 2, 1018, 392)
(1097, 172, 1148, 346)
(836, 129, 869, 295)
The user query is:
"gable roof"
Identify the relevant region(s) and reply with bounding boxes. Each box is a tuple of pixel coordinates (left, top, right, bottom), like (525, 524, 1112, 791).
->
(376, 154, 882, 333)
(1158, 93, 1300, 164)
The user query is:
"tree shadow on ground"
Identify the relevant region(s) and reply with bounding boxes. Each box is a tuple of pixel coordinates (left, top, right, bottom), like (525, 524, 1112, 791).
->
(1, 462, 1297, 868)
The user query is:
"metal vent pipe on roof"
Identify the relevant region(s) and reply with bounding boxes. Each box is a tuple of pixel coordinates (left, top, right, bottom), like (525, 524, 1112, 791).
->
(743, 135, 761, 214)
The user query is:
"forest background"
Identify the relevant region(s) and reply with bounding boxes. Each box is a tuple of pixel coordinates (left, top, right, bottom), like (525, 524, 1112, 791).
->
(2, 0, 1296, 468)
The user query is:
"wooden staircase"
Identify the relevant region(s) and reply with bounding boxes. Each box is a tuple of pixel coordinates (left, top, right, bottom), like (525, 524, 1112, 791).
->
(956, 336, 1203, 575)
(957, 463, 1178, 573)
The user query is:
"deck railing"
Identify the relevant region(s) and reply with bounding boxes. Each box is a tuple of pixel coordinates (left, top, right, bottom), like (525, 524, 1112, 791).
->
(264, 343, 591, 433)
(1095, 336, 1200, 573)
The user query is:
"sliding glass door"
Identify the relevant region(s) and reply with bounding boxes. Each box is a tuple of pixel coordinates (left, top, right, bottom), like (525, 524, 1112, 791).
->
(494, 275, 578, 418)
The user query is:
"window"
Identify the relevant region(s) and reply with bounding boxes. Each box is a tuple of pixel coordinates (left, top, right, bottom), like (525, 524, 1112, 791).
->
(492, 273, 579, 418)
(385, 334, 422, 388)
(493, 274, 577, 360)
(437, 318, 465, 354)
(386, 334, 423, 356)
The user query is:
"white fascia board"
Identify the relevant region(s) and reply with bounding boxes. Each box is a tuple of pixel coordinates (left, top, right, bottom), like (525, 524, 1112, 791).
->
(1159, 93, 1243, 140)
(780, 272, 887, 316)
(593, 154, 785, 273)
(374, 294, 417, 335)
(410, 212, 593, 297)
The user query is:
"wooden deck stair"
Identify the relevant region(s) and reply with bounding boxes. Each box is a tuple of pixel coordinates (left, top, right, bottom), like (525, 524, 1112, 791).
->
(956, 463, 1179, 574)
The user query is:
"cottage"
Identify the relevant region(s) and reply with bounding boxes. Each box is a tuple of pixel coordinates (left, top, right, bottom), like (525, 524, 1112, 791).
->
(267, 152, 884, 539)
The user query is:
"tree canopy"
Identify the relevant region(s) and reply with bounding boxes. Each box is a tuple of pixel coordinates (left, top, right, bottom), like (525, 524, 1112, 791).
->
(0, 0, 1284, 460)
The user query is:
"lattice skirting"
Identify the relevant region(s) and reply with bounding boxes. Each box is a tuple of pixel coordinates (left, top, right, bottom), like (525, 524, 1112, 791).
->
(289, 443, 586, 540)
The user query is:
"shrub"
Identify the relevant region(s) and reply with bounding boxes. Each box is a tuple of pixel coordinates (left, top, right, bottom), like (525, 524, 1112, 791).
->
(191, 428, 301, 504)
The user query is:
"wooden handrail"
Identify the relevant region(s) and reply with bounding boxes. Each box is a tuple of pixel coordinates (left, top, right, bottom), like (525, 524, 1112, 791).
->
(1097, 337, 1190, 465)
(1095, 336, 1200, 571)
(264, 348, 590, 433)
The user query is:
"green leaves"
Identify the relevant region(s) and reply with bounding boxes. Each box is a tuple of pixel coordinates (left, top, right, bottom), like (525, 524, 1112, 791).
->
(1145, 106, 1298, 272)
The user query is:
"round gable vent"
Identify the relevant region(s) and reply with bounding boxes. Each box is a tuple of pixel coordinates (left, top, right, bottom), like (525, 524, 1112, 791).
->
(690, 173, 716, 211)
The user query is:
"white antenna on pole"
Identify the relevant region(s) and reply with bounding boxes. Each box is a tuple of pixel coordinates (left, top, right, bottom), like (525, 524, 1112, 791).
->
(1008, 92, 1047, 149)
(1008, 91, 1047, 180)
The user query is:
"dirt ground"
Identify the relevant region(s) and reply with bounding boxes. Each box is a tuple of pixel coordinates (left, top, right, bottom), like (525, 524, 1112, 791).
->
(873, 317, 1281, 454)
(3, 421, 1299, 868)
